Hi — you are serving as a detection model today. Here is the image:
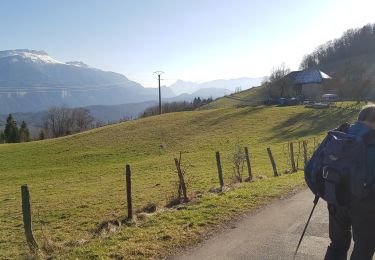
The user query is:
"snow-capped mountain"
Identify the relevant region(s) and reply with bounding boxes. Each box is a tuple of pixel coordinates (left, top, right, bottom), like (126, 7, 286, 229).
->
(0, 49, 174, 113)
(0, 49, 64, 64)
(0, 49, 135, 88)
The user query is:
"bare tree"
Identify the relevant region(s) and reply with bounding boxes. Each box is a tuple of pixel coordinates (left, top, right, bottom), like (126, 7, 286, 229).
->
(43, 107, 94, 138)
(231, 141, 245, 183)
(71, 108, 94, 132)
(269, 63, 291, 98)
(259, 76, 272, 99)
(43, 107, 70, 138)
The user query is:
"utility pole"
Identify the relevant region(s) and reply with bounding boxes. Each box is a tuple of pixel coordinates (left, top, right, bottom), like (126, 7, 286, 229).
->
(154, 71, 164, 115)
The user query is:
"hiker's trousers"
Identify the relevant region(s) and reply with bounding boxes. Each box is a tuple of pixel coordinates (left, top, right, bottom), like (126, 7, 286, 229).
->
(324, 196, 375, 260)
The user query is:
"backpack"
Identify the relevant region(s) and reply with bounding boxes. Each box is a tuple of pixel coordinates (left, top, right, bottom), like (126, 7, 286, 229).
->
(304, 123, 375, 207)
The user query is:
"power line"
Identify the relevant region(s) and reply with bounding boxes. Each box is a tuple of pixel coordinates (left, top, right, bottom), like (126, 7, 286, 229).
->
(0, 82, 131, 94)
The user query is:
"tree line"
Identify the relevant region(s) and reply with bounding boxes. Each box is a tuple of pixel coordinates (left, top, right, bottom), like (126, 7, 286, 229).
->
(0, 114, 30, 143)
(42, 107, 95, 138)
(141, 97, 213, 117)
(0, 107, 95, 143)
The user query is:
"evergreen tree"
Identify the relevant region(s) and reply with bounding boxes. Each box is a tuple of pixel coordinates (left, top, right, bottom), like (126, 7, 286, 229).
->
(4, 114, 19, 143)
(19, 121, 30, 142)
(193, 97, 202, 107)
(39, 130, 45, 140)
(0, 130, 5, 144)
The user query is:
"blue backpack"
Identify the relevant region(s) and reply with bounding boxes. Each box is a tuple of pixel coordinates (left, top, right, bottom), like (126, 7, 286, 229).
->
(304, 123, 375, 207)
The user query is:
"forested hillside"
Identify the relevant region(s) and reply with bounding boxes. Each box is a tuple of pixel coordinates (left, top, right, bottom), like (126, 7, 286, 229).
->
(301, 24, 375, 69)
(301, 23, 375, 99)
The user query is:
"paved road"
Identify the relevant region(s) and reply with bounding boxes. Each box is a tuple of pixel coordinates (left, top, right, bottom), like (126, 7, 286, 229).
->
(173, 189, 333, 260)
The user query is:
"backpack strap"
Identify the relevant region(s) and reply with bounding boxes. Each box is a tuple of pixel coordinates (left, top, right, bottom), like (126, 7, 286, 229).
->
(335, 122, 351, 133)
(362, 130, 375, 146)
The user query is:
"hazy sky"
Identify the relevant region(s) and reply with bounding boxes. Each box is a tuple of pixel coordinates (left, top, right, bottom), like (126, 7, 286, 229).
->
(1, 0, 374, 87)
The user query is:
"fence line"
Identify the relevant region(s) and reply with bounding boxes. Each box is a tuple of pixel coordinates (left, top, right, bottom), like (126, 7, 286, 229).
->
(22, 136, 321, 254)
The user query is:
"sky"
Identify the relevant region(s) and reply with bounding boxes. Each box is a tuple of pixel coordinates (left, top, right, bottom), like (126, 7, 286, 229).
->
(1, 0, 374, 87)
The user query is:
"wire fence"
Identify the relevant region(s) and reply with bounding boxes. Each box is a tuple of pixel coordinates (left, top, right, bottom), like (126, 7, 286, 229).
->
(18, 136, 323, 257)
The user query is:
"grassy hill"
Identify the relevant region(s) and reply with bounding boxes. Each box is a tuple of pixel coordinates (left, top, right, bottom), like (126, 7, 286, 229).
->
(203, 86, 265, 109)
(0, 104, 361, 259)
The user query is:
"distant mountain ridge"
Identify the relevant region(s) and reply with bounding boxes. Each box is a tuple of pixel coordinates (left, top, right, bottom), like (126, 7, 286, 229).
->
(0, 49, 175, 113)
(0, 49, 263, 114)
(168, 77, 263, 95)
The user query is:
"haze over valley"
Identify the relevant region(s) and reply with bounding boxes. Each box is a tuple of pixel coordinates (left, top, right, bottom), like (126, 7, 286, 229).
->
(0, 49, 262, 116)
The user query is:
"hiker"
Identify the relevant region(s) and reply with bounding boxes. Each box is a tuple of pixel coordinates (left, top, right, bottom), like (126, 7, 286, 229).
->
(324, 105, 375, 260)
(303, 104, 375, 260)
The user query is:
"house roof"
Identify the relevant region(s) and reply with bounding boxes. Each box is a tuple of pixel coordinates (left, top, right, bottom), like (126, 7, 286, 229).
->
(289, 69, 331, 85)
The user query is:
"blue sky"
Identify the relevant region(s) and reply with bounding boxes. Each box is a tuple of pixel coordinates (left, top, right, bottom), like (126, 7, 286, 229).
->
(1, 0, 374, 87)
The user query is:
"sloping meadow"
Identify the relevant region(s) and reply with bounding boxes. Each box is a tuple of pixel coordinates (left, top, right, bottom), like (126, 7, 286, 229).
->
(0, 104, 358, 259)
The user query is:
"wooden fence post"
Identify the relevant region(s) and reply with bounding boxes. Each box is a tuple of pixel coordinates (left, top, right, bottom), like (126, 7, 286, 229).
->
(267, 148, 278, 177)
(289, 142, 297, 172)
(244, 147, 253, 182)
(21, 185, 38, 252)
(303, 140, 308, 164)
(216, 151, 224, 189)
(297, 141, 301, 169)
(313, 138, 317, 152)
(174, 158, 188, 202)
(125, 165, 133, 220)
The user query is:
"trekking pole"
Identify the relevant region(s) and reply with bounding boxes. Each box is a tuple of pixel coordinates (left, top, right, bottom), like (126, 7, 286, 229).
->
(292, 195, 319, 260)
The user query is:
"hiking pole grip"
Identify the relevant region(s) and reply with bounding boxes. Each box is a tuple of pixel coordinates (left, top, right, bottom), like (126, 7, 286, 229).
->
(292, 195, 320, 260)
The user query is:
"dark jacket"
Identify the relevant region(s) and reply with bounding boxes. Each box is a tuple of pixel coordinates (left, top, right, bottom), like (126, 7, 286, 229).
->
(348, 121, 375, 188)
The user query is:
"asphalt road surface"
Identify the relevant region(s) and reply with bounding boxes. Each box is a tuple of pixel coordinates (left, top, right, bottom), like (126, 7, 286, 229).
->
(173, 189, 334, 260)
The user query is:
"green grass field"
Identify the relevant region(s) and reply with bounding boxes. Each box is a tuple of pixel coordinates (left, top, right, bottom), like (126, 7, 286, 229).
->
(0, 104, 360, 259)
(202, 86, 265, 109)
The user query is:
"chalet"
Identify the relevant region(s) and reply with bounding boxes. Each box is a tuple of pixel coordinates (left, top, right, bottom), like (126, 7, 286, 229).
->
(287, 69, 332, 99)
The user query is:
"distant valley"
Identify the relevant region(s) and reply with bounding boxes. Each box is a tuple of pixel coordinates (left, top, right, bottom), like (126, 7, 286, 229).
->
(0, 49, 262, 115)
